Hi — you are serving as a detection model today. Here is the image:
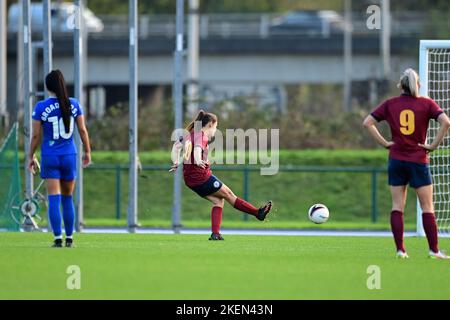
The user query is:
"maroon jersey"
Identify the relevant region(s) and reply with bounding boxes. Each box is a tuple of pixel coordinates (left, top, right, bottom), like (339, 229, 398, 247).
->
(371, 94, 444, 164)
(182, 130, 212, 187)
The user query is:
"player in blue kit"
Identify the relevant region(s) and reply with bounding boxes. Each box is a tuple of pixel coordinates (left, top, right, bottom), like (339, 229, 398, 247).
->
(28, 70, 91, 248)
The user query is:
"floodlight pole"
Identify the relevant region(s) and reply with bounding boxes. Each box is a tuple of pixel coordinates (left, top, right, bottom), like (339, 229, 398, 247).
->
(0, 0, 8, 129)
(172, 0, 185, 234)
(128, 0, 139, 233)
(42, 0, 53, 233)
(187, 0, 200, 117)
(74, 0, 86, 232)
(43, 0, 53, 95)
(16, 1, 24, 125)
(23, 0, 33, 199)
(343, 0, 352, 112)
(380, 0, 391, 79)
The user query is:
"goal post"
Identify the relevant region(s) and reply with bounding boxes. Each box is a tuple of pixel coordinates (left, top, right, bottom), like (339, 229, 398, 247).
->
(418, 40, 450, 237)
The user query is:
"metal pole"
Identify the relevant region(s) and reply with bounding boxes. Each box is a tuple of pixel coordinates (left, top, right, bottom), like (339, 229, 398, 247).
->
(380, 0, 391, 79)
(172, 0, 185, 234)
(417, 40, 429, 237)
(74, 0, 85, 232)
(43, 0, 53, 97)
(16, 0, 24, 125)
(128, 0, 139, 233)
(187, 0, 199, 117)
(0, 0, 8, 129)
(31, 42, 40, 100)
(116, 165, 122, 220)
(23, 0, 33, 199)
(343, 0, 352, 112)
(371, 170, 378, 223)
(41, 0, 53, 233)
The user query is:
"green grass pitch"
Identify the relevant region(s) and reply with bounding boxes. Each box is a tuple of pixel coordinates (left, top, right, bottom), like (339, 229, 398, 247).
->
(1, 233, 449, 300)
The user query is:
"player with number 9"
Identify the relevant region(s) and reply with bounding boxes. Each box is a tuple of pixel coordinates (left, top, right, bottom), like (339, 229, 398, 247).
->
(29, 70, 91, 248)
(363, 68, 450, 259)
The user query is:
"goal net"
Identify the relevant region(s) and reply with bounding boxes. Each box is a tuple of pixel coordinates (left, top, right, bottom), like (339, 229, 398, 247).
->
(0, 123, 21, 231)
(419, 40, 450, 236)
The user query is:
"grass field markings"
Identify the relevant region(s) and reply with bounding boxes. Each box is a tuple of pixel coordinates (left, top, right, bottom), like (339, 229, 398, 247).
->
(3, 235, 445, 296)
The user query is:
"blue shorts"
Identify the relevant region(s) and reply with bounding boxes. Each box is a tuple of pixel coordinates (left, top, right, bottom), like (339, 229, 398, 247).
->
(189, 175, 223, 198)
(41, 154, 77, 181)
(388, 158, 432, 189)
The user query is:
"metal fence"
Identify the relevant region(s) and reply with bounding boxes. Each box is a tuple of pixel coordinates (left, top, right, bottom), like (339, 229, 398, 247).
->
(8, 10, 447, 39)
(85, 164, 387, 223)
(90, 11, 434, 40)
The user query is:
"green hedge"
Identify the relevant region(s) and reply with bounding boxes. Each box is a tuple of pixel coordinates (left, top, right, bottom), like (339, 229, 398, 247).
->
(78, 149, 414, 227)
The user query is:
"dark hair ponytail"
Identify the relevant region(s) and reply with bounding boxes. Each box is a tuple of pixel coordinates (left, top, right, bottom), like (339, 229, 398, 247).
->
(185, 109, 217, 132)
(45, 70, 72, 133)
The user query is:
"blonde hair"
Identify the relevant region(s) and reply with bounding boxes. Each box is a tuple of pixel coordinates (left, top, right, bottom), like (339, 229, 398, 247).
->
(397, 68, 420, 98)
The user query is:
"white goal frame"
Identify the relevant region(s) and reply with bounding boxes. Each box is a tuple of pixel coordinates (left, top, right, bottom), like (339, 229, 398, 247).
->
(417, 40, 450, 237)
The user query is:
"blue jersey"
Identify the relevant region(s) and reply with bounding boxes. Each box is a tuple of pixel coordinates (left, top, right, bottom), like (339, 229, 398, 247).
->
(32, 97, 83, 156)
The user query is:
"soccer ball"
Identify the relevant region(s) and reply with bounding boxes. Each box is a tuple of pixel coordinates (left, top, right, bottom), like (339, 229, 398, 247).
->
(308, 204, 329, 224)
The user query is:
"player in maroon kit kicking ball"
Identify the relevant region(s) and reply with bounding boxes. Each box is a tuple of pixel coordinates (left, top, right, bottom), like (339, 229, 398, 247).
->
(363, 68, 450, 259)
(170, 110, 273, 240)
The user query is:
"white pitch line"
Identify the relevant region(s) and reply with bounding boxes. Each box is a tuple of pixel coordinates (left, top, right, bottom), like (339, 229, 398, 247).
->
(36, 227, 450, 238)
